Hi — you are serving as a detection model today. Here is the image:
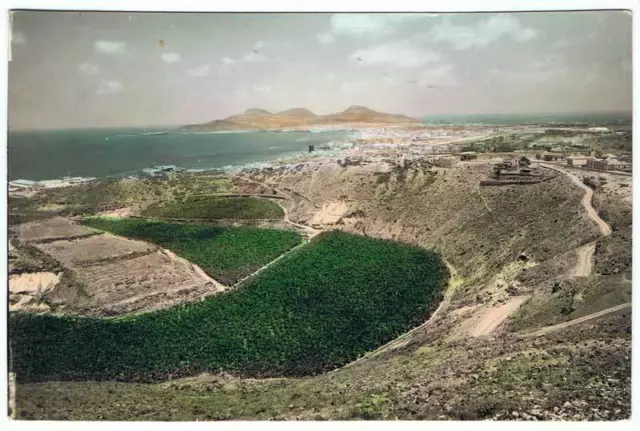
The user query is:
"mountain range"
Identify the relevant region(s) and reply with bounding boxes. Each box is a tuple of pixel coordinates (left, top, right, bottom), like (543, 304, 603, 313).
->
(181, 106, 419, 131)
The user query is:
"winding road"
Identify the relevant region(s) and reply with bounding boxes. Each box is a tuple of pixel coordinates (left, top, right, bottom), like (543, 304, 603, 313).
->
(541, 164, 612, 236)
(235, 175, 322, 238)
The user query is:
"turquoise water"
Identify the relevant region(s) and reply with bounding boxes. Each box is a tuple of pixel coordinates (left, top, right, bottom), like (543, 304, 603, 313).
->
(7, 128, 349, 181)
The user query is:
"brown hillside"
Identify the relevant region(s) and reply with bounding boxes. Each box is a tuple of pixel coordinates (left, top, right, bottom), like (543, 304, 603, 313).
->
(181, 105, 419, 131)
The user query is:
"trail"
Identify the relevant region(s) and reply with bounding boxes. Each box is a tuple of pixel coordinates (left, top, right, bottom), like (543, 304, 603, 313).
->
(337, 259, 462, 371)
(469, 296, 529, 338)
(230, 240, 310, 289)
(519, 302, 631, 338)
(541, 164, 612, 236)
(235, 175, 322, 238)
(573, 242, 596, 277)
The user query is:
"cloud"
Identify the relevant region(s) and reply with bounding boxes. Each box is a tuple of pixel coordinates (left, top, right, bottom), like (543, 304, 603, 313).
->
(12, 31, 27, 45)
(243, 52, 267, 62)
(488, 55, 567, 84)
(328, 13, 430, 37)
(78, 62, 101, 76)
(416, 64, 456, 86)
(188, 64, 211, 77)
(350, 41, 440, 68)
(253, 40, 265, 50)
(221, 57, 236, 65)
(317, 32, 336, 44)
(252, 85, 272, 93)
(94, 40, 127, 55)
(427, 14, 539, 50)
(96, 80, 123, 94)
(162, 52, 182, 63)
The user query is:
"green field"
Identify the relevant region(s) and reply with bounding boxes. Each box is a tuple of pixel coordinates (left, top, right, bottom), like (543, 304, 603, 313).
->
(141, 196, 284, 220)
(9, 231, 448, 382)
(81, 218, 302, 285)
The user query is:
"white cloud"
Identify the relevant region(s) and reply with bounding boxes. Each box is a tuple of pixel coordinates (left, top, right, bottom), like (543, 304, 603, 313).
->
(555, 37, 571, 48)
(78, 62, 101, 76)
(329, 13, 429, 38)
(243, 52, 267, 62)
(162, 52, 182, 63)
(428, 14, 539, 50)
(94, 40, 127, 55)
(188, 64, 211, 77)
(317, 32, 336, 44)
(253, 40, 265, 50)
(350, 41, 440, 69)
(252, 85, 272, 93)
(96, 80, 123, 94)
(221, 57, 236, 65)
(12, 31, 27, 45)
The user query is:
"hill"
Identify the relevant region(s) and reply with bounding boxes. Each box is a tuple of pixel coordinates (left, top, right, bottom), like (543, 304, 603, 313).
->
(181, 105, 419, 132)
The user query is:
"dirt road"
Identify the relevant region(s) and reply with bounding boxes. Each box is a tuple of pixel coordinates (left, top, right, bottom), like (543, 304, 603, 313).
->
(541, 164, 612, 236)
(573, 242, 596, 277)
(519, 302, 631, 338)
(469, 296, 529, 338)
(236, 175, 321, 238)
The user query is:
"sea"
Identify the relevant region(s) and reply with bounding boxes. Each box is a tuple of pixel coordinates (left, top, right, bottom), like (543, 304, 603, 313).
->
(420, 112, 632, 126)
(8, 112, 631, 182)
(7, 128, 351, 181)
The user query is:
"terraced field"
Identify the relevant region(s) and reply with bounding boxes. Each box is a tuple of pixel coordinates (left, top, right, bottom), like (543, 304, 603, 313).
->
(81, 218, 302, 285)
(9, 231, 448, 382)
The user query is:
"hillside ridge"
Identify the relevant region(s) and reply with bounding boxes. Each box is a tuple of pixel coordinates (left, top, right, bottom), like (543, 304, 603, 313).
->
(181, 105, 419, 131)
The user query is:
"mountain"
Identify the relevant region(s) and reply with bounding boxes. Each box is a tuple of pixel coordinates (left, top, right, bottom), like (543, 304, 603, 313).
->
(276, 108, 318, 119)
(181, 105, 419, 131)
(322, 105, 416, 124)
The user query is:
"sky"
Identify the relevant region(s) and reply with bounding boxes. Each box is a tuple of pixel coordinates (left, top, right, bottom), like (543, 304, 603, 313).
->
(8, 10, 633, 130)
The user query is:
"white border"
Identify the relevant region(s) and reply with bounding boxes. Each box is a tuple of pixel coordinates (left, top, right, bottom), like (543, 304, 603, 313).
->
(2, 0, 639, 12)
(1, 1, 637, 431)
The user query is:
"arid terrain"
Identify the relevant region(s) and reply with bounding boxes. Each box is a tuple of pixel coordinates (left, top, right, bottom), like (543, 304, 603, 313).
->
(8, 129, 632, 419)
(181, 105, 419, 132)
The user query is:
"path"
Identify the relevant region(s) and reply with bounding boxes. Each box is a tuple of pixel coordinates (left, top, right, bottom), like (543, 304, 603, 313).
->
(573, 242, 596, 277)
(235, 175, 322, 239)
(469, 296, 529, 337)
(519, 302, 631, 338)
(541, 164, 612, 236)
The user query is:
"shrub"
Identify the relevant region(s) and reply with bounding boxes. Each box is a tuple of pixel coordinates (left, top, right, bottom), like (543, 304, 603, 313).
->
(141, 196, 284, 220)
(9, 231, 447, 382)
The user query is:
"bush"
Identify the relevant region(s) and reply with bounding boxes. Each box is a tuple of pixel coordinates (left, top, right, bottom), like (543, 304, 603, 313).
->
(9, 231, 448, 382)
(141, 196, 283, 220)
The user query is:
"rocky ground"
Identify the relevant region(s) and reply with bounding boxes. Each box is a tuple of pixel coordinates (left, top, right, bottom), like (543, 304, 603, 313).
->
(10, 156, 632, 421)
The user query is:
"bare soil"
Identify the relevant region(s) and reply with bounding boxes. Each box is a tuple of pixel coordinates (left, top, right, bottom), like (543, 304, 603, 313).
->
(36, 234, 155, 267)
(469, 296, 529, 338)
(65, 250, 223, 316)
(14, 217, 93, 242)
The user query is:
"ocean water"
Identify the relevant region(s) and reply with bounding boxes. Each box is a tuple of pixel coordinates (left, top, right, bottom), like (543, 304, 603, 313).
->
(421, 112, 632, 126)
(7, 128, 350, 181)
